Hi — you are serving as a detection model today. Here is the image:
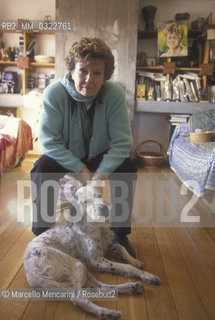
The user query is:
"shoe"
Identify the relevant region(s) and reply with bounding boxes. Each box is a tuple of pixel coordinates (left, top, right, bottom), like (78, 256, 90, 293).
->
(113, 232, 136, 258)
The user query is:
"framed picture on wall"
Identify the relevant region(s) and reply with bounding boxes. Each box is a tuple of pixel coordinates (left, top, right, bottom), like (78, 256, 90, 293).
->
(158, 20, 188, 58)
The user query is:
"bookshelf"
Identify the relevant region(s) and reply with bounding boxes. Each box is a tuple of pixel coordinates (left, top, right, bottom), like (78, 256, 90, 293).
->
(136, 18, 215, 107)
(0, 31, 55, 96)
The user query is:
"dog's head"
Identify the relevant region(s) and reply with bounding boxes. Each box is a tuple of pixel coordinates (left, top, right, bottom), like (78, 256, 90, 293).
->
(69, 183, 110, 224)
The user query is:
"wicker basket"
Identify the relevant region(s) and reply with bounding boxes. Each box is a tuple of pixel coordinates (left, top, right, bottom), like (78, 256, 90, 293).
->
(190, 131, 212, 143)
(135, 140, 166, 168)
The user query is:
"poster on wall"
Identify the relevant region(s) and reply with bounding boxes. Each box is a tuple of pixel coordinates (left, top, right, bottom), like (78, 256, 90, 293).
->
(158, 20, 188, 58)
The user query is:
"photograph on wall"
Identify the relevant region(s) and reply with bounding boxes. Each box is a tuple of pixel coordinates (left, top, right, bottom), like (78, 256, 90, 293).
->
(158, 20, 188, 58)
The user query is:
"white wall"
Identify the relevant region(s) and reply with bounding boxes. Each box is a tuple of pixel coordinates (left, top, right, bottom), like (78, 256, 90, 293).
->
(0, 0, 55, 20)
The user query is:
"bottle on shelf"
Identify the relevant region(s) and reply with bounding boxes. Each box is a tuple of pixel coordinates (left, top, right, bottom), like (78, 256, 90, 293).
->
(18, 36, 24, 57)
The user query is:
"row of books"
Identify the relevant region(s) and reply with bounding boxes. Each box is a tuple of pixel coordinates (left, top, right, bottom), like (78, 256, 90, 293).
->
(136, 71, 206, 102)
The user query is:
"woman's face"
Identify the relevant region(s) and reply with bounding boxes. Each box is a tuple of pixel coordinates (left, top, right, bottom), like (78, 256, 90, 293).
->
(71, 58, 105, 97)
(165, 32, 180, 49)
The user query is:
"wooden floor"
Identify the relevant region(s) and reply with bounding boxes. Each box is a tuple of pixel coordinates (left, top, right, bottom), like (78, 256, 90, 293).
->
(0, 156, 215, 320)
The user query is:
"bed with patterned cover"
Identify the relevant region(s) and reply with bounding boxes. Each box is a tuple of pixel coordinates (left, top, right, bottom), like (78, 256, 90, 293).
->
(168, 122, 215, 197)
(0, 115, 33, 173)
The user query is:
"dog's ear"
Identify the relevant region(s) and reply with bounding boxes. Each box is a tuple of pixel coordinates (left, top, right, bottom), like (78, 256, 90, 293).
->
(71, 186, 79, 200)
(62, 180, 82, 203)
(71, 186, 77, 194)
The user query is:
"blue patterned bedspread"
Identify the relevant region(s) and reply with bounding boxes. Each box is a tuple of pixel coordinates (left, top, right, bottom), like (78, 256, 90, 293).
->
(168, 123, 215, 196)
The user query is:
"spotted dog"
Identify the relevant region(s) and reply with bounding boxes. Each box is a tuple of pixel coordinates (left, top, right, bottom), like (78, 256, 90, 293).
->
(24, 183, 160, 320)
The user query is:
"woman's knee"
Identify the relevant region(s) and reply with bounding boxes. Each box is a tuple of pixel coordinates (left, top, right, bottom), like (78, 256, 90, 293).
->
(31, 155, 66, 174)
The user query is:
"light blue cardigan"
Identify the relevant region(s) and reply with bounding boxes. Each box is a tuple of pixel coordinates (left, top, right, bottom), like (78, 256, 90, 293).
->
(39, 78, 133, 176)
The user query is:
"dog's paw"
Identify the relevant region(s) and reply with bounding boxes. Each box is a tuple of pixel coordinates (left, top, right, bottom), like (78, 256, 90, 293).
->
(140, 271, 161, 286)
(130, 281, 144, 295)
(99, 309, 121, 320)
(134, 261, 145, 270)
(148, 275, 161, 286)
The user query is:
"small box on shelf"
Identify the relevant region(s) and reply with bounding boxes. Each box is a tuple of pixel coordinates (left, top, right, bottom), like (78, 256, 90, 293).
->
(199, 63, 214, 75)
(17, 56, 30, 69)
(163, 61, 176, 74)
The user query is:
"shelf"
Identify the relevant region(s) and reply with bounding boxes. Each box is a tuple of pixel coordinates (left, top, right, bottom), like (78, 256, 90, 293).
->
(0, 61, 55, 68)
(138, 29, 203, 40)
(136, 66, 201, 72)
(30, 62, 55, 68)
(26, 31, 55, 35)
(137, 66, 163, 71)
(0, 31, 55, 36)
(0, 61, 17, 66)
(138, 30, 157, 39)
(204, 24, 215, 30)
(0, 93, 24, 107)
(135, 100, 215, 114)
(0, 93, 22, 96)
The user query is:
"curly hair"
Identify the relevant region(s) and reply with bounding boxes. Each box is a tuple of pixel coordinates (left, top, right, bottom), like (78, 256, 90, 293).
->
(164, 22, 184, 40)
(65, 37, 115, 80)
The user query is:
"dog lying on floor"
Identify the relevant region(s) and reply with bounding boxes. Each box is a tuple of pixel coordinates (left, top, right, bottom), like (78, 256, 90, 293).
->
(24, 183, 160, 320)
